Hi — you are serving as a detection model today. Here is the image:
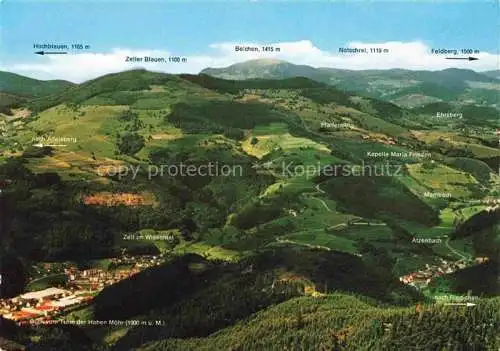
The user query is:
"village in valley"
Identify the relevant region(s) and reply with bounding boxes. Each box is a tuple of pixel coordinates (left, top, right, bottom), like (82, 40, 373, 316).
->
(0, 253, 166, 324)
(398, 256, 489, 290)
(1, 245, 491, 325)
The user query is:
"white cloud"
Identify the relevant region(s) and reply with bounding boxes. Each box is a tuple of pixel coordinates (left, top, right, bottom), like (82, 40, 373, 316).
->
(2, 40, 498, 83)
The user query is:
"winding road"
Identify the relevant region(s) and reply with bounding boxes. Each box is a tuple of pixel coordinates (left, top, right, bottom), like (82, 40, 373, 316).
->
(302, 183, 335, 212)
(444, 236, 471, 261)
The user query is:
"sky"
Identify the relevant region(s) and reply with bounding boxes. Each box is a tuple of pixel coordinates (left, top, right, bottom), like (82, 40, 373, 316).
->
(0, 0, 498, 82)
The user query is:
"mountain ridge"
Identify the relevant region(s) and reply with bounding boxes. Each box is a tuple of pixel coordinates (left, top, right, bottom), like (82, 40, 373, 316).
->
(0, 71, 75, 98)
(201, 59, 498, 77)
(200, 59, 500, 108)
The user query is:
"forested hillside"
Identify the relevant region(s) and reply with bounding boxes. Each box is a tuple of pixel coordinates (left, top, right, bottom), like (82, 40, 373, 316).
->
(0, 68, 498, 350)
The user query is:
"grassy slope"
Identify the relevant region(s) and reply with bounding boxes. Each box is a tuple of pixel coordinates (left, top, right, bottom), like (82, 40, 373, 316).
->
(4, 70, 499, 350)
(5, 70, 496, 262)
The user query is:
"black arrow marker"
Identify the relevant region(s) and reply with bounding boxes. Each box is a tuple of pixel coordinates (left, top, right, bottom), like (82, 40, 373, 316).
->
(445, 56, 478, 61)
(35, 51, 68, 55)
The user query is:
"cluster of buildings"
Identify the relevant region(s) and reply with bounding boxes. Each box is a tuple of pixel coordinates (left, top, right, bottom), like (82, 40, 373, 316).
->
(0, 287, 93, 323)
(399, 257, 485, 289)
(66, 267, 141, 291)
(65, 255, 164, 290)
(0, 254, 165, 323)
(361, 134, 397, 145)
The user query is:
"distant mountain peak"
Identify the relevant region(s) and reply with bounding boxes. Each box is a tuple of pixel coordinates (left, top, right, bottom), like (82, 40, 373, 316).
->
(243, 58, 288, 65)
(200, 59, 318, 80)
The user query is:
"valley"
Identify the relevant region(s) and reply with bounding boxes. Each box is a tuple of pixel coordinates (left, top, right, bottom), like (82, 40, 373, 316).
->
(0, 64, 498, 350)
